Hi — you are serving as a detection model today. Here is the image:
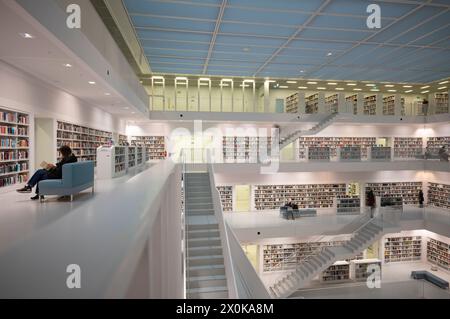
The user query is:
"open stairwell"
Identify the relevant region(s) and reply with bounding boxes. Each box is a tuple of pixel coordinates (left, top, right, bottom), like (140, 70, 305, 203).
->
(185, 172, 229, 299)
(269, 217, 398, 298)
(279, 113, 338, 149)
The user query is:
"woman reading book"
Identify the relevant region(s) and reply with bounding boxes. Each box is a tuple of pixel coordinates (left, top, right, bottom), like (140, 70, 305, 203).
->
(16, 145, 77, 200)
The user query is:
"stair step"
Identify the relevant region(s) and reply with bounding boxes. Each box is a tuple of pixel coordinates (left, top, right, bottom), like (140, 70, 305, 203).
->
(188, 246, 223, 257)
(188, 229, 220, 239)
(187, 286, 228, 299)
(188, 264, 225, 277)
(188, 237, 221, 247)
(188, 255, 224, 267)
(186, 209, 215, 216)
(188, 275, 227, 289)
(187, 223, 219, 231)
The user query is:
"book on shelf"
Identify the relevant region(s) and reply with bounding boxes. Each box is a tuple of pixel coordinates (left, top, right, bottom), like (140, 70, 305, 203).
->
(427, 182, 450, 210)
(366, 182, 422, 205)
(384, 235, 422, 263)
(427, 238, 450, 270)
(364, 95, 377, 115)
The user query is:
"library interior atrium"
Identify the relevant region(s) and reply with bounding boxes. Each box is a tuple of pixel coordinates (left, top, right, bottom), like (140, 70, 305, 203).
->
(0, 0, 450, 300)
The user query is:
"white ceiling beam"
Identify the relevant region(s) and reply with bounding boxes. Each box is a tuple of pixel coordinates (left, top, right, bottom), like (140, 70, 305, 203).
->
(202, 0, 227, 74)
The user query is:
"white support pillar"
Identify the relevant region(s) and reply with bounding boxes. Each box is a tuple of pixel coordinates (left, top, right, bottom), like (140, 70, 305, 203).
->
(428, 93, 435, 115)
(376, 93, 383, 116)
(264, 80, 270, 113)
(242, 79, 256, 112)
(220, 79, 234, 112)
(337, 92, 348, 113)
(175, 77, 188, 111)
(394, 94, 402, 116)
(357, 93, 364, 115)
(318, 92, 326, 114)
(298, 92, 306, 114)
(198, 78, 211, 112)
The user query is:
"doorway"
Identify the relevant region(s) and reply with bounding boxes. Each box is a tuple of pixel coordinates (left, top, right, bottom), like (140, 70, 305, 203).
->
(242, 244, 259, 272)
(235, 185, 251, 212)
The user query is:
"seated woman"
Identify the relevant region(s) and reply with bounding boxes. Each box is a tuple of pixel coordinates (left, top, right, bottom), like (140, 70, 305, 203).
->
(16, 145, 77, 200)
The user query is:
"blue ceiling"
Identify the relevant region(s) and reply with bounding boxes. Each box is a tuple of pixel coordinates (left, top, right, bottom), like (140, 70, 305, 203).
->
(123, 0, 450, 83)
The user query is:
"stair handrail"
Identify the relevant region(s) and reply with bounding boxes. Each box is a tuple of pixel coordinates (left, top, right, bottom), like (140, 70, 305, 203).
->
(206, 150, 238, 299)
(181, 149, 189, 298)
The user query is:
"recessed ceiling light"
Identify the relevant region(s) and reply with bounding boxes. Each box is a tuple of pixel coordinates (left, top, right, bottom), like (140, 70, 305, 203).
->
(88, 81, 96, 85)
(317, 87, 326, 90)
(300, 70, 304, 73)
(19, 32, 34, 39)
(335, 88, 344, 90)
(347, 83, 357, 86)
(279, 85, 289, 89)
(366, 84, 376, 87)
(242, 47, 250, 52)
(353, 88, 362, 91)
(63, 63, 72, 68)
(438, 86, 447, 90)
(403, 85, 412, 88)
(266, 80, 276, 83)
(327, 52, 332, 56)
(104, 93, 111, 96)
(438, 80, 449, 85)
(307, 81, 317, 84)
(219, 83, 229, 87)
(298, 86, 308, 89)
(123, 107, 129, 110)
(327, 82, 337, 85)
(405, 90, 413, 93)
(387, 89, 397, 92)
(385, 84, 395, 87)
(131, 112, 136, 114)
(421, 85, 430, 89)
(421, 90, 429, 93)
(370, 89, 380, 92)
(286, 81, 297, 84)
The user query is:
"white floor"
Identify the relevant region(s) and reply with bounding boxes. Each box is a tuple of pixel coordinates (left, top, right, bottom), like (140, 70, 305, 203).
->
(0, 165, 151, 254)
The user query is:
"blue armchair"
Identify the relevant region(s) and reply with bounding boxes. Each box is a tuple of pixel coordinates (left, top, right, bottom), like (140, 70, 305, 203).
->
(38, 161, 95, 201)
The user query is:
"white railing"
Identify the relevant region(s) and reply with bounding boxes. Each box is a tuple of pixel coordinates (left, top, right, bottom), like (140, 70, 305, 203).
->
(0, 159, 183, 298)
(225, 223, 271, 299)
(206, 151, 238, 299)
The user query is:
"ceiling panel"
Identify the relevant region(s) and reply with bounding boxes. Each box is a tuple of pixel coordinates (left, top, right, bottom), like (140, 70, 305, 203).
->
(122, 0, 450, 82)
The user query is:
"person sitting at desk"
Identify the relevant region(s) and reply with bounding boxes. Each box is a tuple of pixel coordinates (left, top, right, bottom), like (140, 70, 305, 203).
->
(16, 145, 77, 200)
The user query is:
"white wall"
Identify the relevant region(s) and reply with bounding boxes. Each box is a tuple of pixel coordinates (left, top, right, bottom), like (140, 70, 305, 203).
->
(0, 60, 126, 134)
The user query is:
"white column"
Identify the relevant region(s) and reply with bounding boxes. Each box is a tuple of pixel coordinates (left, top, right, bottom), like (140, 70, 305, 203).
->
(337, 92, 348, 113)
(298, 92, 306, 114)
(318, 92, 326, 113)
(376, 93, 383, 116)
(264, 80, 270, 113)
(357, 93, 364, 115)
(428, 93, 435, 115)
(394, 94, 402, 116)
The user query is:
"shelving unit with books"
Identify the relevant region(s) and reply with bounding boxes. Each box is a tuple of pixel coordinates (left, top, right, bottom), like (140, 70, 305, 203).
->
(96, 146, 127, 179)
(384, 235, 422, 263)
(56, 120, 112, 165)
(131, 136, 166, 160)
(434, 92, 448, 114)
(364, 95, 377, 115)
(118, 134, 128, 146)
(136, 147, 144, 166)
(382, 95, 396, 115)
(427, 238, 449, 271)
(308, 146, 330, 161)
(254, 183, 347, 210)
(427, 182, 450, 210)
(339, 146, 361, 161)
(366, 182, 422, 205)
(306, 93, 319, 114)
(350, 259, 382, 281)
(297, 137, 376, 160)
(336, 196, 361, 215)
(370, 146, 391, 161)
(217, 186, 233, 212)
(321, 261, 350, 282)
(393, 137, 422, 159)
(222, 136, 272, 162)
(426, 136, 450, 154)
(285, 92, 299, 113)
(127, 146, 136, 169)
(0, 107, 30, 189)
(346, 94, 358, 115)
(325, 94, 338, 114)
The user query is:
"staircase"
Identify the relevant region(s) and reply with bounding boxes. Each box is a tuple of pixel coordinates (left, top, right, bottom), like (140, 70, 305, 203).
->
(279, 113, 338, 149)
(185, 172, 228, 299)
(269, 218, 392, 298)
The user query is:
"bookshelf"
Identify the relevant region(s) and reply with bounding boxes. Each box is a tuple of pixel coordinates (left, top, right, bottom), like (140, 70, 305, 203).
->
(434, 93, 448, 114)
(254, 183, 347, 210)
(136, 147, 144, 166)
(217, 186, 233, 212)
(370, 146, 391, 161)
(321, 261, 350, 282)
(366, 182, 422, 205)
(325, 94, 338, 114)
(382, 95, 395, 115)
(96, 146, 127, 178)
(118, 134, 128, 146)
(0, 107, 30, 189)
(384, 235, 422, 263)
(127, 146, 136, 169)
(339, 146, 361, 161)
(427, 238, 450, 271)
(306, 93, 319, 114)
(285, 92, 299, 113)
(131, 136, 166, 160)
(428, 182, 450, 210)
(393, 137, 422, 159)
(350, 259, 382, 282)
(426, 136, 450, 155)
(297, 137, 376, 160)
(308, 146, 330, 161)
(56, 120, 112, 166)
(364, 95, 377, 115)
(346, 94, 358, 115)
(380, 197, 403, 208)
(337, 196, 361, 215)
(263, 241, 345, 272)
(222, 136, 272, 162)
